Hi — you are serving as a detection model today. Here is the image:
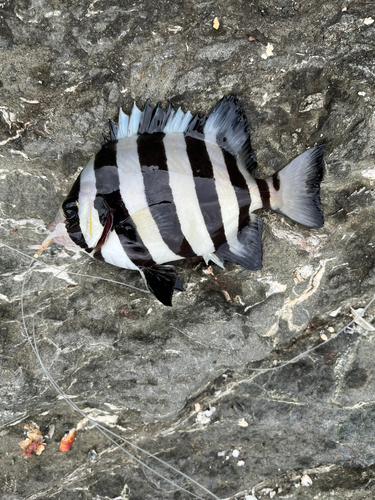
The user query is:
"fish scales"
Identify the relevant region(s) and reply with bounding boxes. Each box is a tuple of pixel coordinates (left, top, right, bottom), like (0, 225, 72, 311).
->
(41, 95, 325, 306)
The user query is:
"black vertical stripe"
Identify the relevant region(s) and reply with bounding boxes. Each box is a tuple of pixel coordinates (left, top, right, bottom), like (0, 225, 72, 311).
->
(62, 175, 91, 251)
(256, 179, 271, 209)
(94, 141, 155, 267)
(137, 132, 166, 169)
(273, 172, 280, 191)
(185, 135, 227, 251)
(93, 248, 105, 261)
(222, 149, 251, 230)
(137, 133, 196, 258)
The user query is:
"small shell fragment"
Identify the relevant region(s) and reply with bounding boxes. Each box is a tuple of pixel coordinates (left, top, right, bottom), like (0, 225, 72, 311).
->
(301, 474, 313, 486)
(213, 17, 220, 30)
(329, 306, 342, 317)
(196, 406, 216, 424)
(88, 449, 98, 461)
(46, 424, 55, 439)
(261, 43, 274, 60)
(237, 418, 249, 427)
(260, 488, 274, 496)
(60, 427, 76, 452)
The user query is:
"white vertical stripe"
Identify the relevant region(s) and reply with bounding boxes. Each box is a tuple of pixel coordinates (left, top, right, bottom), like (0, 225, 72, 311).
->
(236, 160, 262, 211)
(163, 134, 215, 256)
(78, 158, 103, 248)
(266, 177, 282, 211)
(100, 230, 139, 270)
(204, 140, 241, 253)
(223, 157, 264, 259)
(116, 136, 181, 264)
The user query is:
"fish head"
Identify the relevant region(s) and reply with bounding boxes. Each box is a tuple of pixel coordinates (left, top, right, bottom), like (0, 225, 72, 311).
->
(63, 159, 111, 251)
(35, 175, 106, 258)
(36, 155, 113, 258)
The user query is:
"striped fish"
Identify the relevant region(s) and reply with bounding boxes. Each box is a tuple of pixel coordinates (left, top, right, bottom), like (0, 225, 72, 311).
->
(41, 96, 325, 306)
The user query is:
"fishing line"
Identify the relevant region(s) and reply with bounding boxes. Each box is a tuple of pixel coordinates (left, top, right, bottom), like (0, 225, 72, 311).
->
(0, 242, 150, 294)
(5, 241, 374, 377)
(247, 294, 375, 374)
(17, 251, 221, 500)
(2, 241, 374, 499)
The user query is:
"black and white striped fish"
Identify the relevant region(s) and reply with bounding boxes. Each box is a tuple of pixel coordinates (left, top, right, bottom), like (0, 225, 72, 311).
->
(40, 95, 325, 306)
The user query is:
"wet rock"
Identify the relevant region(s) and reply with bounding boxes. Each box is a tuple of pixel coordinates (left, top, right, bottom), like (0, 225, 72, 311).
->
(1, 1, 375, 500)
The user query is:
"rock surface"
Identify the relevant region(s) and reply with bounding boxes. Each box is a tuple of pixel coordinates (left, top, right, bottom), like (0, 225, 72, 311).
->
(1, 1, 375, 499)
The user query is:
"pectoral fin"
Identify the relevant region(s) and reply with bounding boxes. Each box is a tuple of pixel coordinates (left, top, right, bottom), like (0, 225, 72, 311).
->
(140, 265, 184, 306)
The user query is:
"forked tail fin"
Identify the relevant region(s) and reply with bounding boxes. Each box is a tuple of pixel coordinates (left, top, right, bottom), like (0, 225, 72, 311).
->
(268, 145, 325, 228)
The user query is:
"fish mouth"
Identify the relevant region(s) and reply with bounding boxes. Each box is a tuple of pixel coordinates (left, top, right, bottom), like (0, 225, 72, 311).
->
(47, 208, 66, 232)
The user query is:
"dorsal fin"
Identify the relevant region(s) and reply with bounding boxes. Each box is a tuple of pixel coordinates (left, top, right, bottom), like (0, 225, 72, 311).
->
(163, 107, 193, 133)
(138, 101, 173, 134)
(184, 112, 208, 138)
(116, 102, 143, 139)
(203, 95, 257, 174)
(128, 102, 142, 136)
(116, 101, 192, 138)
(114, 96, 257, 174)
(108, 119, 118, 141)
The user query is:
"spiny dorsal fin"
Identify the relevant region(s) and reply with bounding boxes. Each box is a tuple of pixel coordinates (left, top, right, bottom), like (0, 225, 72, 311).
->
(184, 112, 208, 138)
(138, 101, 174, 134)
(108, 119, 118, 141)
(115, 96, 257, 175)
(116, 101, 192, 139)
(203, 95, 257, 174)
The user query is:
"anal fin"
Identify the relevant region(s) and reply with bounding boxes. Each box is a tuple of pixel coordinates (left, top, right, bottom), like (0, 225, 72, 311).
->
(140, 265, 183, 306)
(203, 253, 225, 269)
(216, 215, 263, 270)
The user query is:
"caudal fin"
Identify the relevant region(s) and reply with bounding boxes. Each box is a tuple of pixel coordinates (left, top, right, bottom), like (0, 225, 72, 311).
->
(269, 145, 325, 228)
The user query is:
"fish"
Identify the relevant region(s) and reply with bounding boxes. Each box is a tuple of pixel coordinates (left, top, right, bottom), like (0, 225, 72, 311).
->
(37, 95, 325, 306)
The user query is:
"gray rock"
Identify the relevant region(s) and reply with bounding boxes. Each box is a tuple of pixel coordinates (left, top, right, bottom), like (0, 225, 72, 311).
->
(1, 1, 375, 500)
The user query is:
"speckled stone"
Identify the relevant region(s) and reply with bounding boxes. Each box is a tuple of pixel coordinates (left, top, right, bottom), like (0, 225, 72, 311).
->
(1, 1, 375, 499)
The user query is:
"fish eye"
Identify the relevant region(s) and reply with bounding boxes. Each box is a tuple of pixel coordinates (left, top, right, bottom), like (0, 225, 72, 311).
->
(63, 201, 78, 221)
